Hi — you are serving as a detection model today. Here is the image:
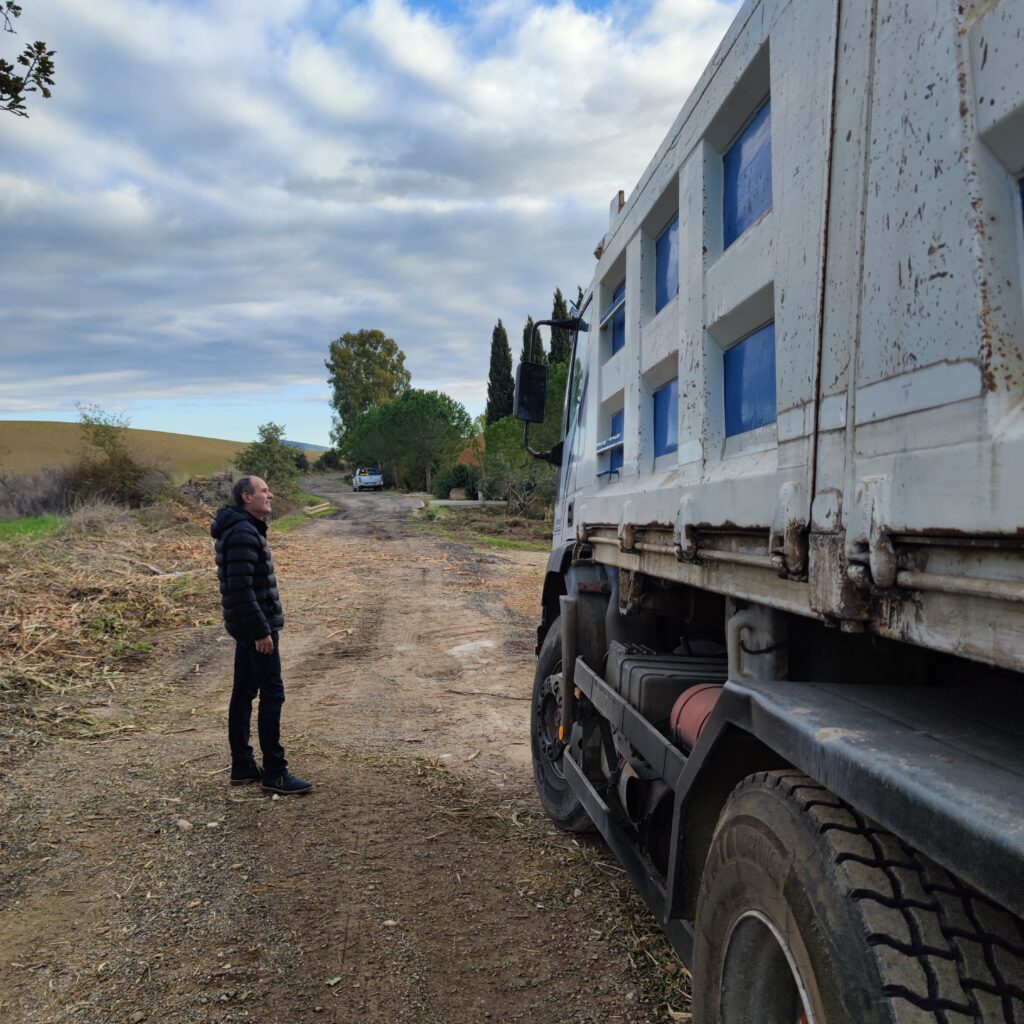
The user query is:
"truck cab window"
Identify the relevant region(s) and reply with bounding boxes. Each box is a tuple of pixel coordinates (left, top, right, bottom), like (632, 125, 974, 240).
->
(600, 279, 626, 355)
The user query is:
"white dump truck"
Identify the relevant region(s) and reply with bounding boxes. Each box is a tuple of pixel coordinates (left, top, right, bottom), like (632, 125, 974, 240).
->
(513, 1, 1024, 1019)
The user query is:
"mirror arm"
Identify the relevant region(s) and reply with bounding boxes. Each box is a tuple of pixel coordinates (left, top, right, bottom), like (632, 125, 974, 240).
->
(524, 429, 562, 466)
(522, 317, 579, 464)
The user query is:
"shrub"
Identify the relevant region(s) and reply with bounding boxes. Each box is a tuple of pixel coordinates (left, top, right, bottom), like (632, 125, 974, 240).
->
(0, 467, 74, 518)
(68, 405, 172, 507)
(481, 416, 556, 517)
(432, 463, 480, 500)
(234, 422, 300, 498)
(314, 448, 344, 472)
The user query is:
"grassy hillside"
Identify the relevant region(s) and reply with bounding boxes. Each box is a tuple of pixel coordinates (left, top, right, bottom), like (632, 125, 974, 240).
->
(0, 421, 246, 481)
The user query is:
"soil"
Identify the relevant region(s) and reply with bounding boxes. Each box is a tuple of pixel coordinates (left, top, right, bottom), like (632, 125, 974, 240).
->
(0, 480, 690, 1024)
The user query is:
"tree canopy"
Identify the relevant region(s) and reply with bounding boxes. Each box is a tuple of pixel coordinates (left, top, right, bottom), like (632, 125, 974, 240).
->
(326, 329, 411, 443)
(344, 389, 472, 493)
(1, 3, 55, 117)
(485, 319, 513, 425)
(548, 288, 571, 364)
(235, 422, 300, 498)
(520, 315, 545, 366)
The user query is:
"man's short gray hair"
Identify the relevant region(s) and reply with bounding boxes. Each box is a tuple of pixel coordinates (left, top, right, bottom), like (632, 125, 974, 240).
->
(232, 476, 256, 508)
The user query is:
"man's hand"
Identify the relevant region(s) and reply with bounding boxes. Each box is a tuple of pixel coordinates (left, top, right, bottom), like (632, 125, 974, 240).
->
(254, 635, 274, 655)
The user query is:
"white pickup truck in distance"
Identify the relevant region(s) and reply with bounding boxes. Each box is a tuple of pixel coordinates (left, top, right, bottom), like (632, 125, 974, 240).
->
(351, 468, 383, 492)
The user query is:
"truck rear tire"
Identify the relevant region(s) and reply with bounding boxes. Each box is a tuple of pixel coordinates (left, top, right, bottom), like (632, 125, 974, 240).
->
(693, 770, 1024, 1024)
(530, 618, 592, 834)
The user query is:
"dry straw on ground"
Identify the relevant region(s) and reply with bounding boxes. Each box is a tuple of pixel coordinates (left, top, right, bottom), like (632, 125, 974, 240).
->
(0, 502, 219, 731)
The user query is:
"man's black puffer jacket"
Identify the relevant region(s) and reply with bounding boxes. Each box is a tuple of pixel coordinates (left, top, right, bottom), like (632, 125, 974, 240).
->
(211, 506, 284, 641)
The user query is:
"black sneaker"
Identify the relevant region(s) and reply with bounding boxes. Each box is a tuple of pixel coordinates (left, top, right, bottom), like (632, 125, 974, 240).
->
(261, 771, 314, 795)
(230, 762, 261, 786)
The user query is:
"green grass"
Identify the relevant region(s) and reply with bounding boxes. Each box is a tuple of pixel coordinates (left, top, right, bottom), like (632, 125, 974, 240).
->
(0, 515, 63, 541)
(270, 489, 335, 533)
(270, 513, 307, 533)
(471, 534, 550, 552)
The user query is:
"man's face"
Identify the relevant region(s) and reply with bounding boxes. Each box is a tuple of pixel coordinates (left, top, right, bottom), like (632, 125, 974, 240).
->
(243, 476, 273, 519)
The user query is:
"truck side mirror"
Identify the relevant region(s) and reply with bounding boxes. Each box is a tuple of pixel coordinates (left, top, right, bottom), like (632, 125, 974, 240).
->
(514, 361, 548, 423)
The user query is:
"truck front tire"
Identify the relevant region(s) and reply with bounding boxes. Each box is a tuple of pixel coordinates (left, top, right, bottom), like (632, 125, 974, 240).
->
(530, 617, 592, 834)
(693, 770, 1024, 1024)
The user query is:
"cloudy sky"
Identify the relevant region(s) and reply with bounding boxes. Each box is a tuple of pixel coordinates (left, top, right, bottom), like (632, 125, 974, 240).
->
(1, 0, 741, 446)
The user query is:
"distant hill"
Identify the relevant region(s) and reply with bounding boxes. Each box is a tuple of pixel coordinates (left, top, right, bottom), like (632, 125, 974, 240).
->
(285, 440, 329, 452)
(0, 421, 246, 481)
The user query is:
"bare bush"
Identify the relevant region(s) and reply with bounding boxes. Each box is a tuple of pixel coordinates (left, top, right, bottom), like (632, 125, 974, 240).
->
(0, 467, 75, 519)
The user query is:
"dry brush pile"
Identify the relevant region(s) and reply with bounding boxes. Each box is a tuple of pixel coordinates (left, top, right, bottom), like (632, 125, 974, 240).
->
(0, 502, 220, 735)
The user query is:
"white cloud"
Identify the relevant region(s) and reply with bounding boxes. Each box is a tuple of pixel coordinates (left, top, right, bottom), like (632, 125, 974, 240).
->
(347, 0, 464, 91)
(1, 0, 742, 440)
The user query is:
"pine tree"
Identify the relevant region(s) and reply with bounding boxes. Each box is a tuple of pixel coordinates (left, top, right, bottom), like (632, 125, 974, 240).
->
(485, 319, 514, 425)
(520, 315, 545, 366)
(549, 288, 571, 364)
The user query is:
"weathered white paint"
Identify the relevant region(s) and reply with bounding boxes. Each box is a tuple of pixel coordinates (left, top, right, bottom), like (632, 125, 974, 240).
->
(853, 362, 983, 426)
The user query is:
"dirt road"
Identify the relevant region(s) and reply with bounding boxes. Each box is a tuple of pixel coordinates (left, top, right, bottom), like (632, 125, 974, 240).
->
(0, 485, 686, 1023)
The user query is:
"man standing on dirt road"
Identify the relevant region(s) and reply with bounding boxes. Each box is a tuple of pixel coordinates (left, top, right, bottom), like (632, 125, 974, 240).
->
(211, 475, 314, 795)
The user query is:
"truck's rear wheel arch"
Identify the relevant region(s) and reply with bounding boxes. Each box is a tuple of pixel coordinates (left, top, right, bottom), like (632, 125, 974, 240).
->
(537, 570, 566, 651)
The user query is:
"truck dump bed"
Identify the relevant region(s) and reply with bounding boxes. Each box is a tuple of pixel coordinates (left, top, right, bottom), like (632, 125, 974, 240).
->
(560, 0, 1024, 672)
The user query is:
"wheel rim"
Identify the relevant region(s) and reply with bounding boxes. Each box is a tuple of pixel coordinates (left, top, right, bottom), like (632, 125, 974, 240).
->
(720, 910, 815, 1024)
(533, 667, 566, 777)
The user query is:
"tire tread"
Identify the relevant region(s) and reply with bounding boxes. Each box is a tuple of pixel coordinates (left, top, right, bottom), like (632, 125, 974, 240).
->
(730, 770, 1024, 1024)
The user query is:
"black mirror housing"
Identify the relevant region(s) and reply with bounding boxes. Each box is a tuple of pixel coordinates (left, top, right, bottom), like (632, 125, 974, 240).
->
(514, 361, 548, 423)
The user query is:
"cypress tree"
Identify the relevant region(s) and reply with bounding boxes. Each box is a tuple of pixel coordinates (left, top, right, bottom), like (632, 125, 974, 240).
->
(520, 315, 545, 366)
(485, 319, 514, 425)
(549, 288, 571, 364)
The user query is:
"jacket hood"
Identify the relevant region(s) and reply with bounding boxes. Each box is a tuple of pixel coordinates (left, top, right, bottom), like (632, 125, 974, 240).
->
(211, 505, 266, 539)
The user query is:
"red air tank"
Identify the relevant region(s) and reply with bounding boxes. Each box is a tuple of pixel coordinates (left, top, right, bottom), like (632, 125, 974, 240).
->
(669, 684, 723, 750)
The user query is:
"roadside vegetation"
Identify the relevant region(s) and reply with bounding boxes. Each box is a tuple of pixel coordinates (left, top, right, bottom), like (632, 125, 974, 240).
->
(0, 501, 219, 738)
(0, 406, 175, 519)
(326, 288, 576, 520)
(0, 409, 331, 743)
(413, 503, 551, 551)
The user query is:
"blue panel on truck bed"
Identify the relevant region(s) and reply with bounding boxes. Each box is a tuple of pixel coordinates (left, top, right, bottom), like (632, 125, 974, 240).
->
(653, 378, 679, 456)
(655, 215, 679, 313)
(723, 97, 772, 247)
(609, 409, 624, 472)
(723, 321, 776, 435)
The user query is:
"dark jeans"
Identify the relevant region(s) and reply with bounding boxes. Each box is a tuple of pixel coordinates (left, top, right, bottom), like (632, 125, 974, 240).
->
(228, 632, 287, 774)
